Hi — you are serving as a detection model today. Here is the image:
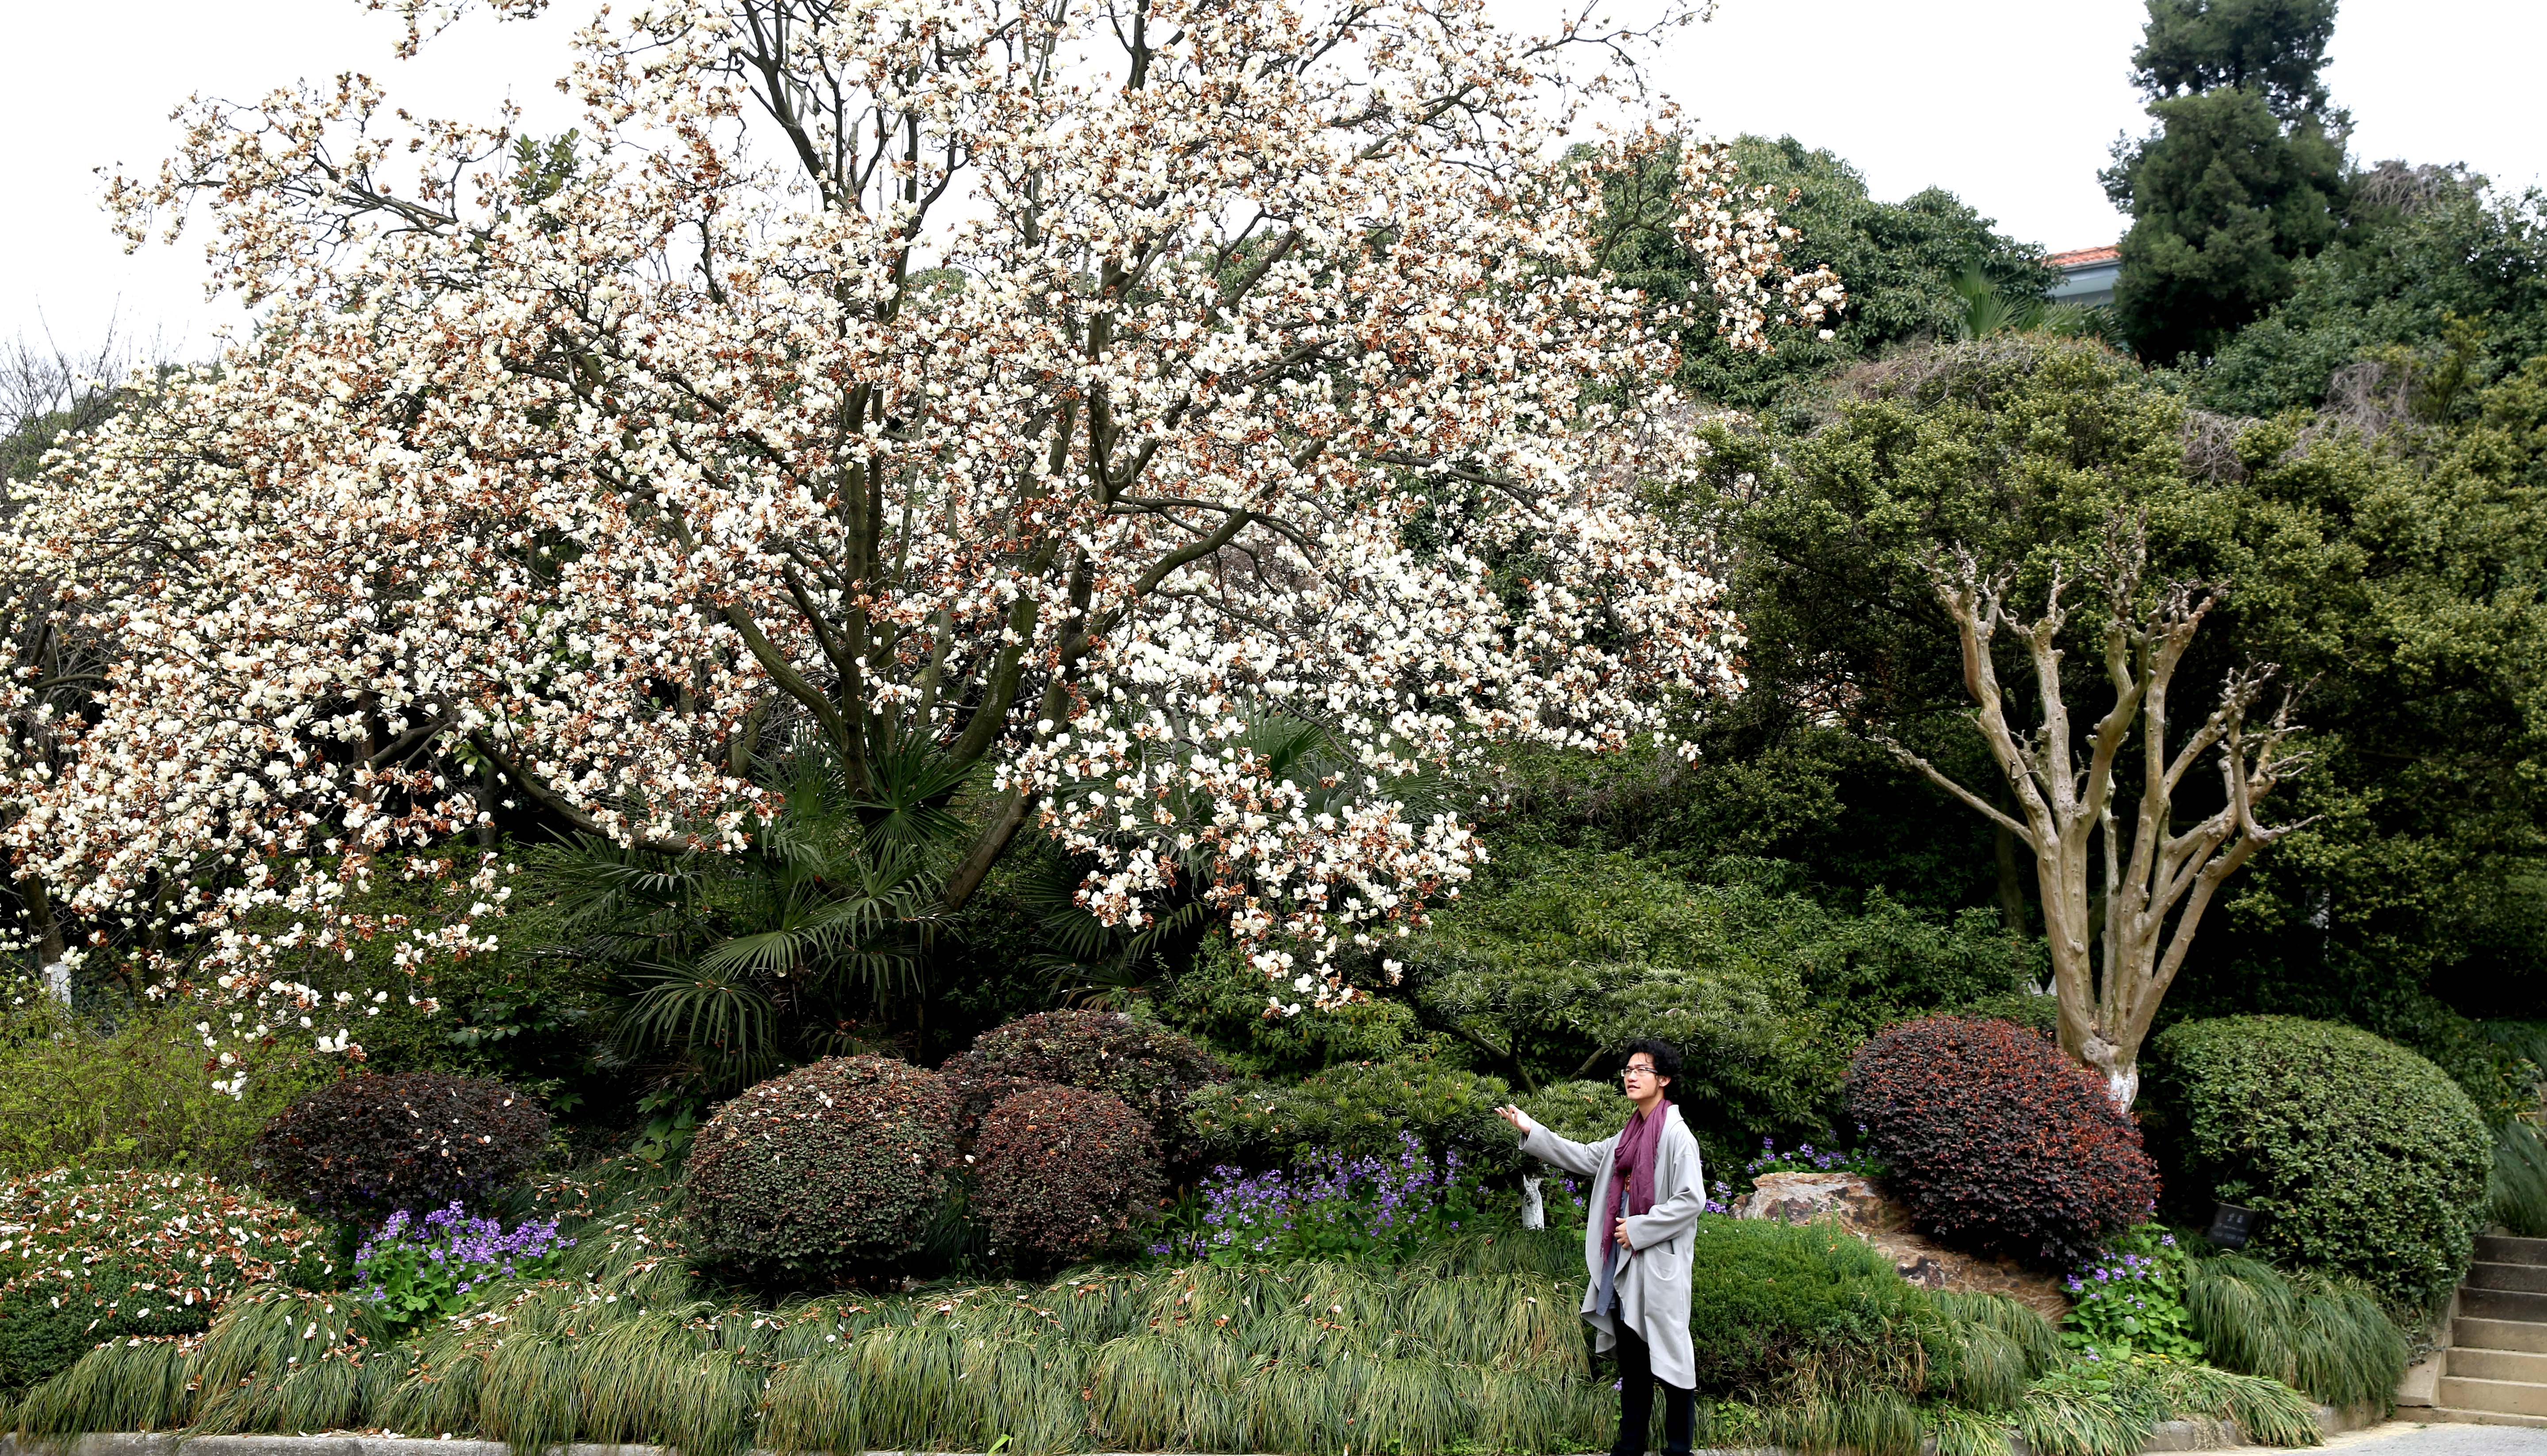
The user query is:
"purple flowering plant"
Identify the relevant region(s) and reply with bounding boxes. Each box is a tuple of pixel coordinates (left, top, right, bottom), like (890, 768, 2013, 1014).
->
(1150, 1133, 1485, 1266)
(2058, 1222, 2200, 1359)
(1548, 1172, 1591, 1227)
(355, 1202, 573, 1330)
(1744, 1131, 1886, 1184)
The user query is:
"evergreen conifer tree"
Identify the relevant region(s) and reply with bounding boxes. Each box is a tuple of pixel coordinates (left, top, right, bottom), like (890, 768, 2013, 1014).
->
(2103, 0, 2348, 361)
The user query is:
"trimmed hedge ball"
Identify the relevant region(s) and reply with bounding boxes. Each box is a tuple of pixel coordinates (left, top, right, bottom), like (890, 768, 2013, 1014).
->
(683, 1055, 958, 1282)
(970, 1083, 1164, 1268)
(251, 1071, 548, 1222)
(2149, 1015, 2490, 1309)
(944, 1010, 1228, 1167)
(1847, 1015, 2156, 1268)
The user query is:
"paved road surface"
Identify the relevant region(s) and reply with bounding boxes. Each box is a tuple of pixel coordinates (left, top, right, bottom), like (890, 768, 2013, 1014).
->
(2226, 1423, 2547, 1456)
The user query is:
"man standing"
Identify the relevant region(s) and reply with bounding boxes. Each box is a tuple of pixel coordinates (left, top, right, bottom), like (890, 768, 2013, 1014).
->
(1496, 1040, 1705, 1456)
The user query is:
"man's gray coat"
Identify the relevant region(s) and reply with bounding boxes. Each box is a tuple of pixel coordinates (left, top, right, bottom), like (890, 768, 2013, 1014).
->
(1515, 1103, 1707, 1390)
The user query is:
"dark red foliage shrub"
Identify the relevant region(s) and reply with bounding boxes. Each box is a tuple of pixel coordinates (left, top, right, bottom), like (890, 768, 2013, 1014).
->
(1846, 1015, 2157, 1268)
(944, 1010, 1229, 1168)
(682, 1055, 958, 1282)
(971, 1083, 1164, 1267)
(252, 1071, 548, 1221)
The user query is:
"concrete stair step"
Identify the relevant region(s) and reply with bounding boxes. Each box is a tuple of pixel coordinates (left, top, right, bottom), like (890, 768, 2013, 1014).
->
(2478, 1235, 2547, 1267)
(2439, 1376, 2547, 1418)
(2423, 1407, 2547, 1429)
(2466, 1261, 2547, 1294)
(2458, 1287, 2547, 1323)
(2447, 1347, 2547, 1383)
(2456, 1318, 2547, 1355)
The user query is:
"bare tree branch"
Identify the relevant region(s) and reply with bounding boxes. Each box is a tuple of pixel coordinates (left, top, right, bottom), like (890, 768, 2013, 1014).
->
(1897, 517, 2304, 1107)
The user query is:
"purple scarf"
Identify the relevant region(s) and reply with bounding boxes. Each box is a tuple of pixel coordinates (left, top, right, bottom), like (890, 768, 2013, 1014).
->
(1607, 1103, 1666, 1234)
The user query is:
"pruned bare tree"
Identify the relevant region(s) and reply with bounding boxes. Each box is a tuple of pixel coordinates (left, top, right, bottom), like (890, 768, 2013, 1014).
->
(1882, 524, 2309, 1108)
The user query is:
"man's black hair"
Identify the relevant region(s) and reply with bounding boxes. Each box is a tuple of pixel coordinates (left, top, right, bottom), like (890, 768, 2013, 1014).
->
(1621, 1039, 1684, 1101)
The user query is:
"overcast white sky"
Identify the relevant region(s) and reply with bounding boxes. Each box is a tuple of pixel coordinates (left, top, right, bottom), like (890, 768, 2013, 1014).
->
(4, 0, 2538, 363)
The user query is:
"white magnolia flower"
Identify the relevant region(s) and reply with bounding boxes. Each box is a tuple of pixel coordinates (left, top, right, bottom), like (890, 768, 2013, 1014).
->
(1, 0, 1836, 1059)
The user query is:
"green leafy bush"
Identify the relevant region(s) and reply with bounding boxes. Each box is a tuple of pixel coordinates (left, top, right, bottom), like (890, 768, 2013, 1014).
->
(2199, 178, 2547, 418)
(0, 1168, 334, 1394)
(682, 1055, 958, 1282)
(1394, 848, 1855, 1145)
(971, 1084, 1163, 1269)
(945, 1011, 1228, 1169)
(2148, 1015, 2490, 1309)
(1598, 134, 2054, 417)
(0, 991, 325, 1176)
(1185, 1056, 1518, 1173)
(251, 1071, 550, 1222)
(1847, 1017, 2156, 1267)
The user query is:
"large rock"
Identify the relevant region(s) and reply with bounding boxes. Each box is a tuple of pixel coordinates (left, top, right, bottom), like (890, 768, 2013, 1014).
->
(1732, 1171, 2073, 1322)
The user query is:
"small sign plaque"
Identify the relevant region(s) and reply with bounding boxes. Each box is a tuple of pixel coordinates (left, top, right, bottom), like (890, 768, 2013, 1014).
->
(2206, 1200, 2264, 1248)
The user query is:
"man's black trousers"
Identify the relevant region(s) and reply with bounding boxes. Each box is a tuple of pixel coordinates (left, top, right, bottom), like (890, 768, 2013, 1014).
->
(1610, 1313, 1694, 1456)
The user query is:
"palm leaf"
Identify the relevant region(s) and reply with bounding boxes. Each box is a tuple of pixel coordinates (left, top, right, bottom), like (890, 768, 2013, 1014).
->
(622, 963, 779, 1062)
(533, 834, 719, 926)
(853, 739, 978, 854)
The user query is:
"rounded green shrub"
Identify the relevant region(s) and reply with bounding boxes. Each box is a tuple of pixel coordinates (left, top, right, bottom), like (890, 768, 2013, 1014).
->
(2148, 1015, 2490, 1309)
(0, 1168, 334, 1394)
(971, 1084, 1163, 1268)
(945, 1010, 1228, 1168)
(1681, 1215, 2042, 1406)
(251, 1070, 549, 1221)
(1847, 1016, 2156, 1267)
(683, 1055, 959, 1282)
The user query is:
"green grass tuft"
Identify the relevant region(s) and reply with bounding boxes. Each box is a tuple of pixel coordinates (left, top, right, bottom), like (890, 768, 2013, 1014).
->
(2490, 1119, 2547, 1238)
(1922, 1401, 2016, 1456)
(2186, 1253, 2405, 1410)
(2015, 1369, 2160, 1456)
(2144, 1357, 2323, 1447)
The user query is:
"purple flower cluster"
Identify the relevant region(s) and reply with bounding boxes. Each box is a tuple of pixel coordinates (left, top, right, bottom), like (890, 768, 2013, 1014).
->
(1703, 1179, 1736, 1216)
(356, 1202, 572, 1307)
(2062, 1238, 2173, 1297)
(1151, 1133, 1480, 1264)
(1744, 1135, 1885, 1181)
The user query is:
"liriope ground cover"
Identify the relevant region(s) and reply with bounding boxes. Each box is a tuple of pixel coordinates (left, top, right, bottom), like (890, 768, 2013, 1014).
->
(2183, 1255, 2407, 1411)
(2, 1160, 2327, 1456)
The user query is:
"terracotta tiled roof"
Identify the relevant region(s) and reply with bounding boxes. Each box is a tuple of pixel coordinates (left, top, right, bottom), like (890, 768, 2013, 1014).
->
(2047, 245, 2120, 268)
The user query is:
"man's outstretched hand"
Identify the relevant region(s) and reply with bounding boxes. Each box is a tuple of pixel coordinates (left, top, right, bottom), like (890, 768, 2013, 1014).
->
(1494, 1104, 1531, 1132)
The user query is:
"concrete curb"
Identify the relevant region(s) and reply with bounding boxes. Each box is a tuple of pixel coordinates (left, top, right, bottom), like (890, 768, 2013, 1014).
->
(0, 1406, 2384, 1456)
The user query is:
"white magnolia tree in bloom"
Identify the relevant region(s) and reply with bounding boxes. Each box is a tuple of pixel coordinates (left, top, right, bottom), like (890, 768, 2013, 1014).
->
(4, 0, 1839, 1057)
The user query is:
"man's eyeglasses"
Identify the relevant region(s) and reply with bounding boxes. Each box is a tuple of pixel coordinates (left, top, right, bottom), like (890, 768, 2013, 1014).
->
(1621, 1063, 1656, 1080)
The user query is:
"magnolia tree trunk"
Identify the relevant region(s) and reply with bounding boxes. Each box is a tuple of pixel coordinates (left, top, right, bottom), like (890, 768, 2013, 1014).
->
(1882, 531, 2308, 1108)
